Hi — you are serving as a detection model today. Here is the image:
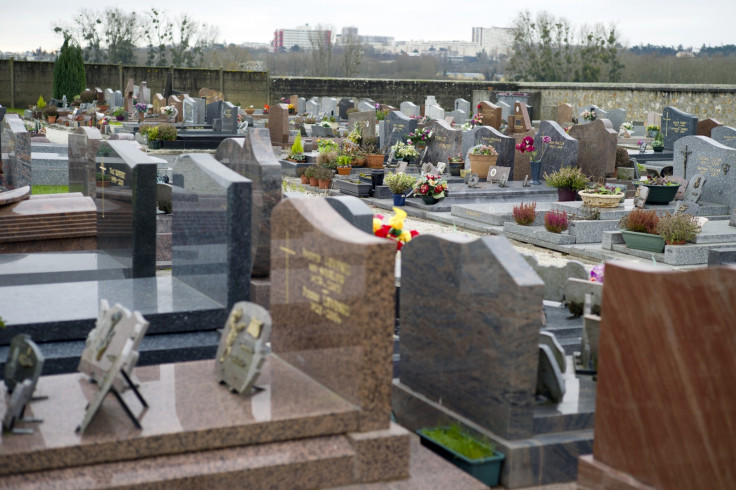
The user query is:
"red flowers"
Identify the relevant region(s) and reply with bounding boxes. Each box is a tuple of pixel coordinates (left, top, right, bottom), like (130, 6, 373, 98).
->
(515, 136, 535, 154)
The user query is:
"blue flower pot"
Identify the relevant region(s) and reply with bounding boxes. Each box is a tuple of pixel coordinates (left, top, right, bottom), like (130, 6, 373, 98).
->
(393, 194, 406, 206)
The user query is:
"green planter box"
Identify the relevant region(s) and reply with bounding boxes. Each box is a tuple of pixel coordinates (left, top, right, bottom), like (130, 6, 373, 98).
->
(417, 428, 505, 486)
(621, 230, 665, 253)
(633, 183, 679, 204)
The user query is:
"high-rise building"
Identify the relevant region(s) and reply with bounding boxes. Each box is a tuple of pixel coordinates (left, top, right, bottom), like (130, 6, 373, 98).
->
(273, 25, 332, 52)
(471, 27, 514, 58)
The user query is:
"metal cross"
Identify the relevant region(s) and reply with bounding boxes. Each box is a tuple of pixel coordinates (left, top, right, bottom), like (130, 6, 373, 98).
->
(680, 145, 692, 176)
(98, 161, 107, 217)
(661, 113, 671, 137)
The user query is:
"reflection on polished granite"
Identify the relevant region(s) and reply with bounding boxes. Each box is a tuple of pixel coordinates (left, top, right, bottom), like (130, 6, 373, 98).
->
(0, 356, 358, 476)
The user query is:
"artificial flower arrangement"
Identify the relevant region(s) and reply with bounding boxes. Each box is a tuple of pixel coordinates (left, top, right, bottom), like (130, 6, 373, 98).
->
(97, 116, 110, 128)
(590, 263, 605, 283)
(646, 124, 660, 132)
(448, 153, 464, 163)
(469, 145, 499, 156)
(515, 135, 551, 161)
(347, 123, 362, 144)
(621, 121, 634, 131)
(373, 208, 419, 251)
(407, 128, 433, 145)
(410, 115, 431, 124)
(471, 112, 483, 125)
(288, 103, 295, 112)
(135, 103, 148, 114)
(161, 105, 175, 115)
(413, 174, 447, 198)
(580, 109, 596, 121)
(263, 104, 270, 114)
(391, 141, 419, 161)
(583, 183, 624, 195)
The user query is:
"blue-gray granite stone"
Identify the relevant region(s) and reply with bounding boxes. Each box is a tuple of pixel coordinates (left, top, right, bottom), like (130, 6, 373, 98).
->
(711, 125, 736, 149)
(324, 196, 374, 234)
(1, 114, 31, 188)
(535, 120, 578, 177)
(672, 136, 736, 213)
(662, 106, 697, 150)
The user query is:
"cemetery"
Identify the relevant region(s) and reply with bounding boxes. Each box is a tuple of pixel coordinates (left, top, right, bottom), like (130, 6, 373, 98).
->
(0, 82, 735, 489)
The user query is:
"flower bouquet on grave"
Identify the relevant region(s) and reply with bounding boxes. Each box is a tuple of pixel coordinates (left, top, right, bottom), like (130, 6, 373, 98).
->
(391, 141, 419, 162)
(469, 144, 499, 180)
(135, 103, 148, 114)
(407, 128, 433, 147)
(515, 136, 551, 162)
(580, 109, 596, 121)
(263, 104, 270, 114)
(413, 174, 447, 205)
(373, 208, 419, 251)
(471, 112, 483, 126)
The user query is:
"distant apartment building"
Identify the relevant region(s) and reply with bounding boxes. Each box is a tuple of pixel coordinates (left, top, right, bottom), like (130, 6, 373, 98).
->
(272, 25, 332, 52)
(471, 27, 514, 58)
(335, 27, 394, 48)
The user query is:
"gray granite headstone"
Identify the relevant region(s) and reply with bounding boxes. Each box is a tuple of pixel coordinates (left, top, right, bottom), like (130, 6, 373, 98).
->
(104, 88, 114, 107)
(524, 255, 588, 302)
(358, 101, 376, 113)
(400, 233, 545, 440)
(673, 136, 736, 212)
(297, 97, 306, 114)
(183, 97, 196, 125)
(607, 108, 626, 133)
(426, 104, 445, 121)
(496, 100, 511, 122)
(535, 120, 579, 177)
(454, 98, 470, 115)
(446, 109, 467, 123)
(662, 106, 698, 150)
(1, 114, 31, 188)
(711, 126, 736, 149)
(68, 126, 102, 196)
(306, 98, 320, 115)
(321, 97, 338, 117)
(384, 110, 418, 151)
(462, 125, 516, 177)
(426, 119, 462, 165)
(348, 111, 377, 140)
(113, 90, 123, 107)
(215, 301, 272, 394)
(214, 130, 280, 280)
(400, 101, 420, 118)
(338, 98, 355, 120)
(325, 195, 374, 234)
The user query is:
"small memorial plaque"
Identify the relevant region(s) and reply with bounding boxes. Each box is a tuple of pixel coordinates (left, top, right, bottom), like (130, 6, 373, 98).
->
(523, 175, 530, 187)
(634, 186, 649, 209)
(78, 300, 149, 391)
(436, 162, 446, 174)
(487, 166, 510, 183)
(4, 334, 44, 394)
(674, 201, 700, 216)
(214, 302, 272, 394)
(467, 174, 480, 188)
(421, 162, 438, 175)
(2, 379, 38, 432)
(498, 172, 509, 187)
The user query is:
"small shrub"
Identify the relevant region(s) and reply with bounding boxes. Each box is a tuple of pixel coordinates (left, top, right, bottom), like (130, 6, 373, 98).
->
(544, 166, 590, 191)
(619, 208, 660, 234)
(615, 147, 631, 168)
(376, 110, 386, 120)
(80, 89, 96, 103)
(42, 105, 58, 118)
(295, 166, 307, 177)
(304, 166, 316, 179)
(316, 150, 338, 167)
(157, 123, 177, 141)
(113, 107, 126, 117)
(314, 165, 333, 181)
(36, 95, 46, 109)
(512, 201, 537, 225)
(544, 210, 569, 233)
(657, 212, 700, 244)
(384, 172, 416, 194)
(138, 123, 155, 138)
(290, 133, 304, 155)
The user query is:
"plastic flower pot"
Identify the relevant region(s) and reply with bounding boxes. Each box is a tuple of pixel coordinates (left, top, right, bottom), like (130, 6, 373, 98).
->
(557, 187, 578, 202)
(633, 183, 679, 204)
(419, 195, 443, 205)
(621, 230, 665, 253)
(393, 194, 406, 206)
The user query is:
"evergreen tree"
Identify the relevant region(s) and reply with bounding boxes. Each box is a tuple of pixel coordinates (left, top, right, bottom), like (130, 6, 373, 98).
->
(53, 33, 86, 100)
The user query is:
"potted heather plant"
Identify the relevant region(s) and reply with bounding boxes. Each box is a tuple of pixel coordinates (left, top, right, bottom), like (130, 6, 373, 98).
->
(468, 145, 499, 181)
(544, 210, 569, 233)
(512, 201, 537, 225)
(384, 172, 416, 206)
(619, 208, 664, 252)
(304, 166, 318, 187)
(544, 166, 590, 201)
(657, 212, 702, 245)
(42, 105, 58, 123)
(417, 424, 505, 487)
(314, 165, 333, 189)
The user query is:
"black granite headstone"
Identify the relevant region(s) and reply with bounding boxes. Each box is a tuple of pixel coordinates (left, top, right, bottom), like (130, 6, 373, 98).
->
(222, 102, 239, 133)
(172, 153, 252, 311)
(206, 100, 223, 125)
(338, 98, 355, 120)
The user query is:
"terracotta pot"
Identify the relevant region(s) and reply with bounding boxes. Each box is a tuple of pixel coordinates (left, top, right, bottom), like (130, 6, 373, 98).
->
(318, 179, 331, 189)
(366, 154, 385, 169)
(337, 166, 352, 175)
(352, 157, 366, 167)
(300, 175, 309, 184)
(309, 177, 319, 187)
(469, 154, 497, 181)
(47, 116, 57, 124)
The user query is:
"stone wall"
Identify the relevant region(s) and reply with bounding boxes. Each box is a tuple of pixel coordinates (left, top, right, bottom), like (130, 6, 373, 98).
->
(0, 60, 270, 109)
(3, 59, 736, 127)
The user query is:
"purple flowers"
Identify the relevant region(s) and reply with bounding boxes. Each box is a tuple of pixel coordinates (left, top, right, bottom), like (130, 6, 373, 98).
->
(590, 264, 605, 283)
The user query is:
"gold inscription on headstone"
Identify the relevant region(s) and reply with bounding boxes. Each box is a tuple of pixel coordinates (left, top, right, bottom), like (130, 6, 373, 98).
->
(695, 156, 725, 179)
(301, 250, 352, 324)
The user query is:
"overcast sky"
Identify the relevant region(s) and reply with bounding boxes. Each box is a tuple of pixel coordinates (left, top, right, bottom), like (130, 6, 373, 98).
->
(2, 0, 734, 53)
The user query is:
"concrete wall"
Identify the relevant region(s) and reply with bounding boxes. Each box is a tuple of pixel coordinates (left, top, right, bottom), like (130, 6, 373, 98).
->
(0, 59, 270, 109)
(3, 59, 736, 127)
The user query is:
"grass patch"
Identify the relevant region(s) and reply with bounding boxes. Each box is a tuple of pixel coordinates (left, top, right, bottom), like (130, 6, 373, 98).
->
(420, 425, 496, 460)
(32, 185, 69, 195)
(7, 108, 27, 116)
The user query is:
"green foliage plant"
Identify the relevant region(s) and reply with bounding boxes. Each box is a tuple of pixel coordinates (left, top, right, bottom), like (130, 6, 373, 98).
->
(157, 123, 177, 141)
(421, 425, 496, 460)
(314, 165, 333, 181)
(304, 166, 316, 179)
(290, 133, 304, 155)
(53, 34, 86, 101)
(384, 172, 416, 194)
(336, 155, 352, 167)
(544, 166, 590, 191)
(36, 96, 46, 110)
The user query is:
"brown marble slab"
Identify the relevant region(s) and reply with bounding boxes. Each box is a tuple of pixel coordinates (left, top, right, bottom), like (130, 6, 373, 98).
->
(592, 262, 736, 490)
(0, 185, 30, 206)
(0, 356, 358, 476)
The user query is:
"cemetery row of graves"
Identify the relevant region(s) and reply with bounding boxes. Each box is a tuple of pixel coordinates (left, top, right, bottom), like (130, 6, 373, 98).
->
(0, 79, 734, 488)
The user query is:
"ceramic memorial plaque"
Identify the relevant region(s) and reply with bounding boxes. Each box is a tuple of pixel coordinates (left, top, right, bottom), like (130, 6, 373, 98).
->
(523, 175, 530, 187)
(421, 162, 439, 175)
(487, 166, 510, 184)
(78, 299, 149, 391)
(674, 201, 700, 216)
(4, 334, 44, 394)
(682, 174, 705, 203)
(214, 302, 272, 394)
(467, 174, 480, 188)
(634, 186, 649, 209)
(2, 379, 37, 432)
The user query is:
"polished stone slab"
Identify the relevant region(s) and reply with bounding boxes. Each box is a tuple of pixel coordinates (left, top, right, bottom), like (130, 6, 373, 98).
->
(0, 357, 358, 477)
(0, 251, 127, 287)
(591, 263, 736, 490)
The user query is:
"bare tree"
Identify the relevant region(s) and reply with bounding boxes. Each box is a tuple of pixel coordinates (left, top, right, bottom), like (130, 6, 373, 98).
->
(341, 33, 363, 77)
(309, 25, 333, 76)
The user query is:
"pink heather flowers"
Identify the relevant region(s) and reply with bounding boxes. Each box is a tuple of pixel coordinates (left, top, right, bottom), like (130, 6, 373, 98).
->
(544, 210, 569, 233)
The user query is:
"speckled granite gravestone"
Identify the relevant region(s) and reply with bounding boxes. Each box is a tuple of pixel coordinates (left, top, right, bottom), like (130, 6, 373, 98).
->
(535, 120, 579, 178)
(606, 108, 626, 132)
(269, 197, 396, 431)
(461, 125, 516, 177)
(1, 114, 31, 188)
(268, 103, 289, 147)
(348, 111, 376, 140)
(399, 234, 544, 439)
(479, 101, 502, 130)
(215, 130, 281, 279)
(383, 110, 417, 150)
(426, 119, 462, 165)
(172, 152, 251, 310)
(662, 106, 698, 150)
(711, 125, 736, 149)
(568, 119, 617, 180)
(399, 101, 420, 118)
(673, 135, 736, 213)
